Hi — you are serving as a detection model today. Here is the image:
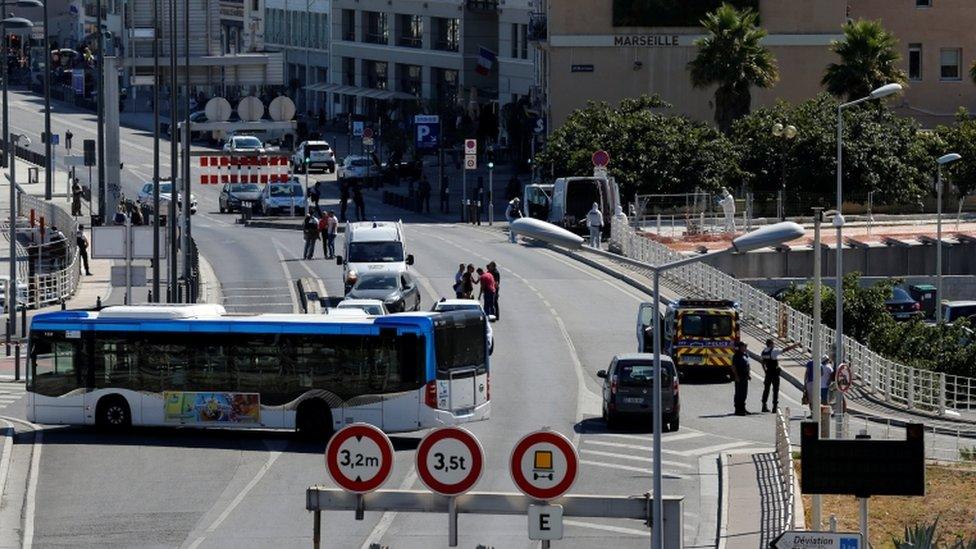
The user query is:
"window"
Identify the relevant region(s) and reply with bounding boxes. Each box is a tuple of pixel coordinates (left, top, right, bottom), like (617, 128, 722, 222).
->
(364, 60, 389, 89)
(940, 48, 961, 80)
(30, 337, 81, 397)
(342, 9, 356, 41)
(909, 44, 922, 80)
(363, 11, 388, 44)
(520, 24, 528, 58)
(398, 63, 422, 96)
(510, 23, 518, 58)
(916, 0, 931, 6)
(679, 314, 733, 337)
(435, 68, 458, 103)
(397, 14, 423, 48)
(433, 17, 458, 52)
(342, 57, 356, 86)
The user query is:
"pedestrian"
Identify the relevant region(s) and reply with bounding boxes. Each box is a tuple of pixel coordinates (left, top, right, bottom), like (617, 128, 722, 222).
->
(317, 212, 329, 258)
(804, 355, 834, 415)
(731, 341, 751, 416)
(302, 212, 320, 260)
(505, 197, 522, 243)
(113, 205, 127, 225)
(487, 261, 501, 320)
(131, 202, 144, 226)
(461, 264, 475, 299)
(453, 263, 465, 298)
(476, 267, 496, 318)
(339, 180, 350, 222)
(50, 225, 66, 243)
(308, 182, 321, 209)
(71, 179, 84, 216)
(418, 176, 432, 213)
(440, 176, 450, 213)
(760, 339, 800, 413)
(325, 210, 338, 258)
(586, 202, 604, 249)
(76, 224, 92, 275)
(352, 184, 366, 221)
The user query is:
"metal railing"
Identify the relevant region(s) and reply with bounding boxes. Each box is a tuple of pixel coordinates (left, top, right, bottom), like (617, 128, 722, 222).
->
(774, 409, 796, 537)
(610, 217, 976, 417)
(13, 183, 81, 308)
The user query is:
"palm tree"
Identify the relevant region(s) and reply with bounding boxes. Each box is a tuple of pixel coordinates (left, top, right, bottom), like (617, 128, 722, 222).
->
(688, 3, 778, 134)
(822, 19, 907, 101)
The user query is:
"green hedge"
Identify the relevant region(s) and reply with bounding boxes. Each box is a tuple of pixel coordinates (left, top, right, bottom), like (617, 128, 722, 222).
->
(613, 0, 759, 27)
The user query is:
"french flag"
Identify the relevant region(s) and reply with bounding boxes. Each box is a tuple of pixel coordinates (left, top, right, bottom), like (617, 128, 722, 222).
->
(475, 46, 496, 76)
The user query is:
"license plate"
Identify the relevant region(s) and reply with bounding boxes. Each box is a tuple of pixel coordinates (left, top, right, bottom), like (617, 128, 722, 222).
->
(682, 356, 704, 364)
(624, 397, 644, 404)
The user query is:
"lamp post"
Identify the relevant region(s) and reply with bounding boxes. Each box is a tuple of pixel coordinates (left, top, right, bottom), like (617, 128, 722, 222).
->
(588, 222, 805, 549)
(834, 83, 902, 367)
(41, 0, 50, 200)
(936, 153, 961, 323)
(1, 9, 39, 172)
(771, 122, 797, 221)
(7, 133, 29, 336)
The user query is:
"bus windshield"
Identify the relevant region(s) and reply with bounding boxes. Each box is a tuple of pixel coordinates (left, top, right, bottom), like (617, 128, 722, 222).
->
(680, 313, 733, 337)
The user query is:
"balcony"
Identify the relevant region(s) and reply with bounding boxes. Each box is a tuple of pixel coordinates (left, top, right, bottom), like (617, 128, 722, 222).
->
(528, 13, 547, 42)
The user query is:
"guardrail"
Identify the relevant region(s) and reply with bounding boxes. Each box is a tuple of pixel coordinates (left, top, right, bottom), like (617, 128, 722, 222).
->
(12, 183, 81, 308)
(610, 217, 976, 418)
(774, 409, 796, 537)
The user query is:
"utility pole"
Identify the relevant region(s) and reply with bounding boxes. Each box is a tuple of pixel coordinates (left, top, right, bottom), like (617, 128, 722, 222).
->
(42, 0, 52, 200)
(168, 0, 178, 301)
(95, 0, 105, 221)
(181, 0, 191, 301)
(151, 0, 160, 301)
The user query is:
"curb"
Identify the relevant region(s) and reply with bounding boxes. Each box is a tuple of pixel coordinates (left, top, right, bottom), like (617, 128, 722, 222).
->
(196, 250, 223, 305)
(716, 452, 729, 549)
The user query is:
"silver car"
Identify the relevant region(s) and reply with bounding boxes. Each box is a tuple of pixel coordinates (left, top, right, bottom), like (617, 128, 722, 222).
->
(136, 182, 197, 215)
(257, 181, 306, 215)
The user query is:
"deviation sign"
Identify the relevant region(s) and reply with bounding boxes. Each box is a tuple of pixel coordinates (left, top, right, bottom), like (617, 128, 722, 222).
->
(772, 531, 862, 549)
(510, 429, 579, 500)
(416, 427, 485, 496)
(325, 423, 395, 494)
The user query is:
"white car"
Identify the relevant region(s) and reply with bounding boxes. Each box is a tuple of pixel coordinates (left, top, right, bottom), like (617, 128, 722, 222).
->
(136, 182, 197, 215)
(337, 155, 374, 181)
(258, 179, 306, 215)
(432, 298, 494, 354)
(335, 298, 388, 316)
(223, 135, 266, 154)
(292, 141, 336, 174)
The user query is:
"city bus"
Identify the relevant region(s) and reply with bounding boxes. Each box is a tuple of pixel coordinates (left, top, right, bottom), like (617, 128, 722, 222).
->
(26, 304, 490, 436)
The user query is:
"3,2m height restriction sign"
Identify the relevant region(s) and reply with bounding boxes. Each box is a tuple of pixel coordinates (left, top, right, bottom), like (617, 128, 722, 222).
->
(325, 423, 395, 494)
(416, 427, 485, 496)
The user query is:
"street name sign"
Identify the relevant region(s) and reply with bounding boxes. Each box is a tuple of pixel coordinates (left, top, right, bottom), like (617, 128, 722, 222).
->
(325, 423, 394, 494)
(772, 530, 862, 549)
(509, 430, 579, 500)
(415, 427, 484, 496)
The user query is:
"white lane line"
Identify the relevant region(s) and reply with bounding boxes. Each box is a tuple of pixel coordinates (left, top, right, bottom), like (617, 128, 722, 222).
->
(564, 519, 649, 537)
(667, 441, 754, 457)
(580, 459, 685, 479)
(22, 427, 43, 549)
(588, 431, 706, 444)
(185, 448, 283, 549)
(580, 449, 692, 469)
(271, 238, 302, 314)
(359, 469, 419, 549)
(0, 420, 13, 520)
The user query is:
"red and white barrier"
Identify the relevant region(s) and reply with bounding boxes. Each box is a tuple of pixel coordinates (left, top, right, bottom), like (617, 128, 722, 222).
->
(198, 155, 291, 185)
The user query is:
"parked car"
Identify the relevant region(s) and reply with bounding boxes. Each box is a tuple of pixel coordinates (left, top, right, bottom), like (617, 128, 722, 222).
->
(344, 271, 421, 313)
(337, 155, 376, 181)
(335, 298, 388, 316)
(136, 181, 197, 215)
(942, 301, 976, 324)
(598, 353, 680, 431)
(223, 134, 266, 154)
(885, 287, 924, 321)
(292, 141, 336, 174)
(257, 180, 306, 215)
(431, 298, 494, 354)
(218, 183, 262, 213)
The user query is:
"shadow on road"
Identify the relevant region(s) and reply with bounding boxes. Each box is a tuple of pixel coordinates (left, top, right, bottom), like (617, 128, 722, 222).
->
(574, 416, 655, 435)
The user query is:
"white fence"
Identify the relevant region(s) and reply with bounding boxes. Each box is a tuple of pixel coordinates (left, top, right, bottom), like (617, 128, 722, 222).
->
(610, 217, 976, 417)
(774, 409, 796, 536)
(14, 184, 81, 308)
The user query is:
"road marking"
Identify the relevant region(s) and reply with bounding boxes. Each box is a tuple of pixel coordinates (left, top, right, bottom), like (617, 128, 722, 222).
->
(359, 469, 419, 549)
(580, 459, 684, 478)
(588, 430, 706, 444)
(667, 441, 753, 457)
(580, 448, 692, 469)
(22, 423, 43, 549)
(185, 447, 283, 549)
(0, 420, 13, 524)
(271, 238, 302, 314)
(564, 519, 649, 537)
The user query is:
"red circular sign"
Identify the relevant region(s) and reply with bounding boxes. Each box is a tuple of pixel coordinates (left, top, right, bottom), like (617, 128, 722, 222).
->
(836, 363, 853, 393)
(509, 430, 578, 500)
(591, 150, 610, 167)
(416, 427, 485, 496)
(325, 423, 395, 494)
(362, 127, 375, 139)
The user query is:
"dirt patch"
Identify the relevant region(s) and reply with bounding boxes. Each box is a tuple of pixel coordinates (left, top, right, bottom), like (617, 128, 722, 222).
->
(797, 462, 976, 548)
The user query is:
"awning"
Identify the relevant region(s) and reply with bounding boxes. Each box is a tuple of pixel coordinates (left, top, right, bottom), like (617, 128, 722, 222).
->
(304, 82, 417, 101)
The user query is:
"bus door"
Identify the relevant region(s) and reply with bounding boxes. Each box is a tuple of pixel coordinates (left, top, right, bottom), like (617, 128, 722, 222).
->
(636, 302, 661, 353)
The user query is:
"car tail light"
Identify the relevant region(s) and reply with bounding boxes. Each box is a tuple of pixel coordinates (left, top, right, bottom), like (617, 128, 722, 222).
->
(424, 381, 438, 409)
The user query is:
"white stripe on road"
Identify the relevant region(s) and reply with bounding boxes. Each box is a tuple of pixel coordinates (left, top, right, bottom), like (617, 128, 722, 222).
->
(588, 430, 707, 444)
(564, 519, 649, 537)
(0, 419, 13, 528)
(580, 459, 684, 479)
(667, 441, 754, 457)
(22, 423, 43, 549)
(580, 449, 692, 469)
(359, 469, 419, 549)
(271, 238, 302, 314)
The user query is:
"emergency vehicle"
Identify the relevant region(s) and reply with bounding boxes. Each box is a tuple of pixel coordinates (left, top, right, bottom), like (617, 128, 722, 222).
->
(636, 299, 741, 375)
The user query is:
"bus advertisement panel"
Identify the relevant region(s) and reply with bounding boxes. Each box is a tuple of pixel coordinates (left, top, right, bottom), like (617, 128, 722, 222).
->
(163, 392, 261, 424)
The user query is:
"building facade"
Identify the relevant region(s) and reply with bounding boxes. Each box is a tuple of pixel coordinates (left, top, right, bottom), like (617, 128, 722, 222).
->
(539, 0, 976, 130)
(264, 0, 330, 115)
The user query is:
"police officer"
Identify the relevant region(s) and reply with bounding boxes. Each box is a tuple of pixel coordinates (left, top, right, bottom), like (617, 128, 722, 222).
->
(731, 341, 751, 416)
(760, 339, 799, 413)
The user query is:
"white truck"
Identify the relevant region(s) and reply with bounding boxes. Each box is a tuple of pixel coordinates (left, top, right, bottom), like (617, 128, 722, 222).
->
(335, 220, 415, 294)
(523, 176, 621, 236)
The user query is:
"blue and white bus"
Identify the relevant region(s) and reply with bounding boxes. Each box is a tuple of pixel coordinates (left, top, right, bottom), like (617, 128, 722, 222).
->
(26, 304, 490, 436)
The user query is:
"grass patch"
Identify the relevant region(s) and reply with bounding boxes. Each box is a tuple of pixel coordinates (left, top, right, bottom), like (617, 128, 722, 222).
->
(796, 462, 976, 548)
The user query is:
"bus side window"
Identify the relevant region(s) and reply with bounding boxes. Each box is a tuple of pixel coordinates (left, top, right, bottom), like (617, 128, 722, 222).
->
(32, 339, 79, 397)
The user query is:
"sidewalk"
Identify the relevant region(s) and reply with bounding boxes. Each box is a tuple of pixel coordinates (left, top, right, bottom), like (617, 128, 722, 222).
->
(718, 450, 802, 549)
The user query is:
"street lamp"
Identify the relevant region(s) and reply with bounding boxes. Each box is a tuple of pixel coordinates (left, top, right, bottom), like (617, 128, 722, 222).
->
(772, 122, 797, 220)
(7, 133, 29, 336)
(935, 152, 962, 323)
(834, 83, 903, 367)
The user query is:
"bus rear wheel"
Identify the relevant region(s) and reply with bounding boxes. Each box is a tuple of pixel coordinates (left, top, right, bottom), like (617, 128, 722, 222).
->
(296, 400, 334, 442)
(96, 396, 131, 431)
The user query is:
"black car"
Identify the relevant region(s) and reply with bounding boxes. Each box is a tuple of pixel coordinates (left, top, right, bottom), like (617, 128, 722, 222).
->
(344, 271, 421, 313)
(885, 287, 923, 321)
(218, 183, 263, 213)
(598, 353, 679, 431)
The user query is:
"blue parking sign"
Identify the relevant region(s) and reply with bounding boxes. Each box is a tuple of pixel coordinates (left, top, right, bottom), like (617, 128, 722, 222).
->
(414, 115, 440, 152)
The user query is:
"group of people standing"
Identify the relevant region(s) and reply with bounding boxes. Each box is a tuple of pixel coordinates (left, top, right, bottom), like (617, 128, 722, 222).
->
(302, 209, 339, 260)
(454, 262, 502, 319)
(730, 338, 838, 417)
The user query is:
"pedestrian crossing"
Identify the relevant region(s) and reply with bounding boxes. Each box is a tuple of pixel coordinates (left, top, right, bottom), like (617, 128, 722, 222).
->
(0, 383, 25, 410)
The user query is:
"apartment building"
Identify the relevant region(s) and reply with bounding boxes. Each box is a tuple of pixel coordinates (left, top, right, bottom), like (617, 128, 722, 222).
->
(264, 0, 330, 114)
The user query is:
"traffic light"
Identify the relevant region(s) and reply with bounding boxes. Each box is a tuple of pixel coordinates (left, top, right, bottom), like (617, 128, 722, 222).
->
(303, 146, 310, 164)
(83, 139, 96, 167)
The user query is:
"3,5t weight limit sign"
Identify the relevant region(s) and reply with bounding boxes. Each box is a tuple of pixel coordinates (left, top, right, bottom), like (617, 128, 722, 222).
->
(416, 427, 485, 496)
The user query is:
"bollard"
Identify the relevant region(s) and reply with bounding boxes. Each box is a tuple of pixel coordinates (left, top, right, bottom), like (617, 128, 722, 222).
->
(20, 307, 26, 336)
(148, 289, 153, 303)
(14, 344, 20, 381)
(96, 296, 102, 309)
(61, 300, 66, 310)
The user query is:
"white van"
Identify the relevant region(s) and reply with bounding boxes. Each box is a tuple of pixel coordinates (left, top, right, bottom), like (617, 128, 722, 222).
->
(524, 177, 621, 235)
(336, 221, 415, 293)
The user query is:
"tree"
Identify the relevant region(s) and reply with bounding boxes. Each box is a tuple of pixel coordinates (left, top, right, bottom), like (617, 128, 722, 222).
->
(934, 110, 976, 201)
(535, 95, 740, 199)
(688, 3, 778, 133)
(822, 19, 907, 101)
(783, 272, 895, 343)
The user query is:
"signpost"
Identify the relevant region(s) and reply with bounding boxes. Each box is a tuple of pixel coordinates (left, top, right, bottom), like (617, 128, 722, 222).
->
(414, 114, 440, 152)
(325, 423, 395, 495)
(464, 156, 477, 170)
(772, 531, 863, 549)
(462, 139, 477, 222)
(352, 121, 364, 137)
(416, 427, 485, 547)
(509, 429, 578, 546)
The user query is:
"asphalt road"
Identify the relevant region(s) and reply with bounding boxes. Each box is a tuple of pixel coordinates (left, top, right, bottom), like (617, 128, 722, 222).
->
(0, 89, 882, 548)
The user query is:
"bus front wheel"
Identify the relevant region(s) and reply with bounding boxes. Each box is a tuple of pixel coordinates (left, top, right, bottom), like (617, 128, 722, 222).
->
(96, 396, 132, 431)
(296, 400, 334, 441)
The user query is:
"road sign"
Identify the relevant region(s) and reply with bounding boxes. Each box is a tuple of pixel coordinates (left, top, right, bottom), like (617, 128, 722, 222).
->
(352, 121, 364, 137)
(592, 150, 610, 167)
(533, 117, 546, 134)
(362, 127, 374, 139)
(835, 363, 852, 393)
(464, 154, 477, 171)
(83, 139, 96, 166)
(528, 504, 563, 540)
(772, 531, 862, 549)
(362, 136, 374, 147)
(464, 139, 477, 156)
(509, 430, 578, 500)
(414, 114, 440, 152)
(415, 427, 485, 496)
(325, 423, 395, 494)
(593, 166, 608, 179)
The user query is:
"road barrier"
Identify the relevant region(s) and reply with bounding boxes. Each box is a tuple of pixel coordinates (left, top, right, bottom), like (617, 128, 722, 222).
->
(774, 409, 798, 538)
(14, 183, 81, 309)
(609, 218, 976, 418)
